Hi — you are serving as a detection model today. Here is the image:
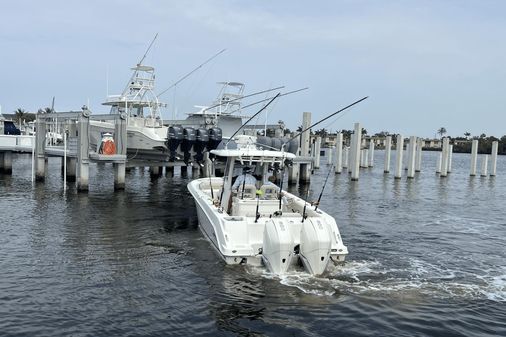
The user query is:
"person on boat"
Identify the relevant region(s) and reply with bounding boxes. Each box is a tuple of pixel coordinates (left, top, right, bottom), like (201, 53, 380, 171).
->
(232, 167, 257, 191)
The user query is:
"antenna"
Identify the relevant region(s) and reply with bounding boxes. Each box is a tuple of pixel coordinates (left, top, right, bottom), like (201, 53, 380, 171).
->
(138, 33, 158, 66)
(158, 48, 227, 98)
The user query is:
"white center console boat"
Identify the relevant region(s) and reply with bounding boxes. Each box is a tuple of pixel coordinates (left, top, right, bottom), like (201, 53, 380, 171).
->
(187, 135, 348, 275)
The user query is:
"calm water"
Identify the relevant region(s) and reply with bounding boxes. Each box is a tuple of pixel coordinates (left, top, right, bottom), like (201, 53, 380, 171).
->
(0, 151, 505, 336)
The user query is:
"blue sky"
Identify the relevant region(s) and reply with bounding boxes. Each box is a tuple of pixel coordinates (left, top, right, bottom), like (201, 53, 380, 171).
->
(1, 0, 505, 138)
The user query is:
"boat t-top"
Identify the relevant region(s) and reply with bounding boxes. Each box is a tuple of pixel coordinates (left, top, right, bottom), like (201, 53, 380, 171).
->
(187, 135, 348, 275)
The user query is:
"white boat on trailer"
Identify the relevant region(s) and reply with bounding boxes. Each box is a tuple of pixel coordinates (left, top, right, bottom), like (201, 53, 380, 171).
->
(187, 135, 348, 276)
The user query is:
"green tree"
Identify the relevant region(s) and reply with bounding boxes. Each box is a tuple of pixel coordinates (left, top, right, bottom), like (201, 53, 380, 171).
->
(464, 132, 471, 139)
(14, 108, 27, 125)
(437, 127, 447, 138)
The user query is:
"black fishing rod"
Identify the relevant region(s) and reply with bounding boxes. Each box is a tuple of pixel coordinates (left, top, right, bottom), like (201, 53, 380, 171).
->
(278, 159, 286, 212)
(254, 191, 261, 223)
(283, 96, 369, 149)
(208, 161, 214, 200)
(203, 86, 285, 112)
(301, 187, 310, 223)
(314, 165, 333, 211)
(218, 159, 228, 207)
(157, 48, 227, 98)
(224, 93, 281, 147)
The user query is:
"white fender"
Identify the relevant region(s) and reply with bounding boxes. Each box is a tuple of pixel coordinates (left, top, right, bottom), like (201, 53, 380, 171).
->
(299, 218, 332, 275)
(262, 219, 293, 274)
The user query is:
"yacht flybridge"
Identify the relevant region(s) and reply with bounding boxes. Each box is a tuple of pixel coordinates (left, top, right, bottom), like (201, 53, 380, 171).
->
(187, 135, 348, 276)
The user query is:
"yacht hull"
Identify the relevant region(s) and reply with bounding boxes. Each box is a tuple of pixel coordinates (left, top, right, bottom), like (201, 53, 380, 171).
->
(89, 120, 168, 156)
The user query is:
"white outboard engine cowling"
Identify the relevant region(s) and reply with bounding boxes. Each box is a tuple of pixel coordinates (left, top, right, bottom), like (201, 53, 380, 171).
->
(262, 220, 293, 274)
(299, 218, 332, 275)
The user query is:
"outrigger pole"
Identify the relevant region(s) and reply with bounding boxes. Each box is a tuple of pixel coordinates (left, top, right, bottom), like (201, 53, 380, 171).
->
(224, 93, 281, 148)
(203, 86, 285, 112)
(226, 87, 309, 116)
(138, 33, 158, 66)
(157, 48, 227, 98)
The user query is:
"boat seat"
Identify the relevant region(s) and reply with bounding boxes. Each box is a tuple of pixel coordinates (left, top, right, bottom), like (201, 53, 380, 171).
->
(236, 184, 257, 200)
(260, 184, 278, 200)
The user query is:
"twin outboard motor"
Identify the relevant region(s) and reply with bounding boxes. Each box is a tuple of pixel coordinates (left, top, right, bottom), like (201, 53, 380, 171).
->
(208, 127, 223, 151)
(182, 127, 196, 164)
(167, 126, 183, 161)
(194, 128, 209, 163)
(256, 136, 299, 155)
(262, 219, 293, 274)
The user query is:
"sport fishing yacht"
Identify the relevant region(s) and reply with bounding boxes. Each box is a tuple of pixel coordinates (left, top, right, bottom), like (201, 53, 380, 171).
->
(187, 135, 348, 275)
(89, 62, 263, 161)
(89, 63, 168, 156)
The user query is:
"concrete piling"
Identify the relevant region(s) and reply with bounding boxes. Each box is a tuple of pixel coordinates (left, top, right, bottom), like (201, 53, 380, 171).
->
(470, 139, 478, 176)
(314, 136, 321, 169)
(481, 155, 489, 177)
(327, 145, 333, 165)
(35, 118, 46, 181)
(384, 135, 392, 173)
(113, 113, 127, 190)
(415, 139, 422, 172)
(76, 110, 90, 191)
(363, 149, 369, 168)
(299, 112, 312, 183)
(368, 141, 375, 167)
(192, 165, 200, 178)
(181, 166, 188, 178)
(448, 144, 453, 173)
(150, 166, 161, 178)
(407, 136, 416, 179)
(436, 152, 442, 174)
(440, 137, 449, 178)
(66, 157, 77, 182)
(335, 133, 343, 174)
(2, 151, 12, 174)
(343, 146, 349, 169)
(490, 141, 498, 176)
(288, 164, 298, 184)
(394, 134, 404, 179)
(166, 166, 174, 177)
(350, 122, 362, 181)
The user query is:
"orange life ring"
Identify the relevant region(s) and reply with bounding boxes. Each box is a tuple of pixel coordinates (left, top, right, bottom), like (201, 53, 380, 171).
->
(101, 139, 116, 155)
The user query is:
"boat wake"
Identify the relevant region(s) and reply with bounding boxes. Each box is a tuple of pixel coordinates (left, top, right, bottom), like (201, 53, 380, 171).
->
(248, 259, 506, 301)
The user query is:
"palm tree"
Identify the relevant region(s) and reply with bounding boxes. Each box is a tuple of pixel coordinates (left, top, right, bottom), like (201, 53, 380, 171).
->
(14, 108, 27, 125)
(437, 127, 447, 138)
(464, 132, 471, 140)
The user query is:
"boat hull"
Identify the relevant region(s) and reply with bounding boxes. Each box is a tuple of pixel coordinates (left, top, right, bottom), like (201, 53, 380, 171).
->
(89, 120, 168, 156)
(188, 178, 348, 274)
